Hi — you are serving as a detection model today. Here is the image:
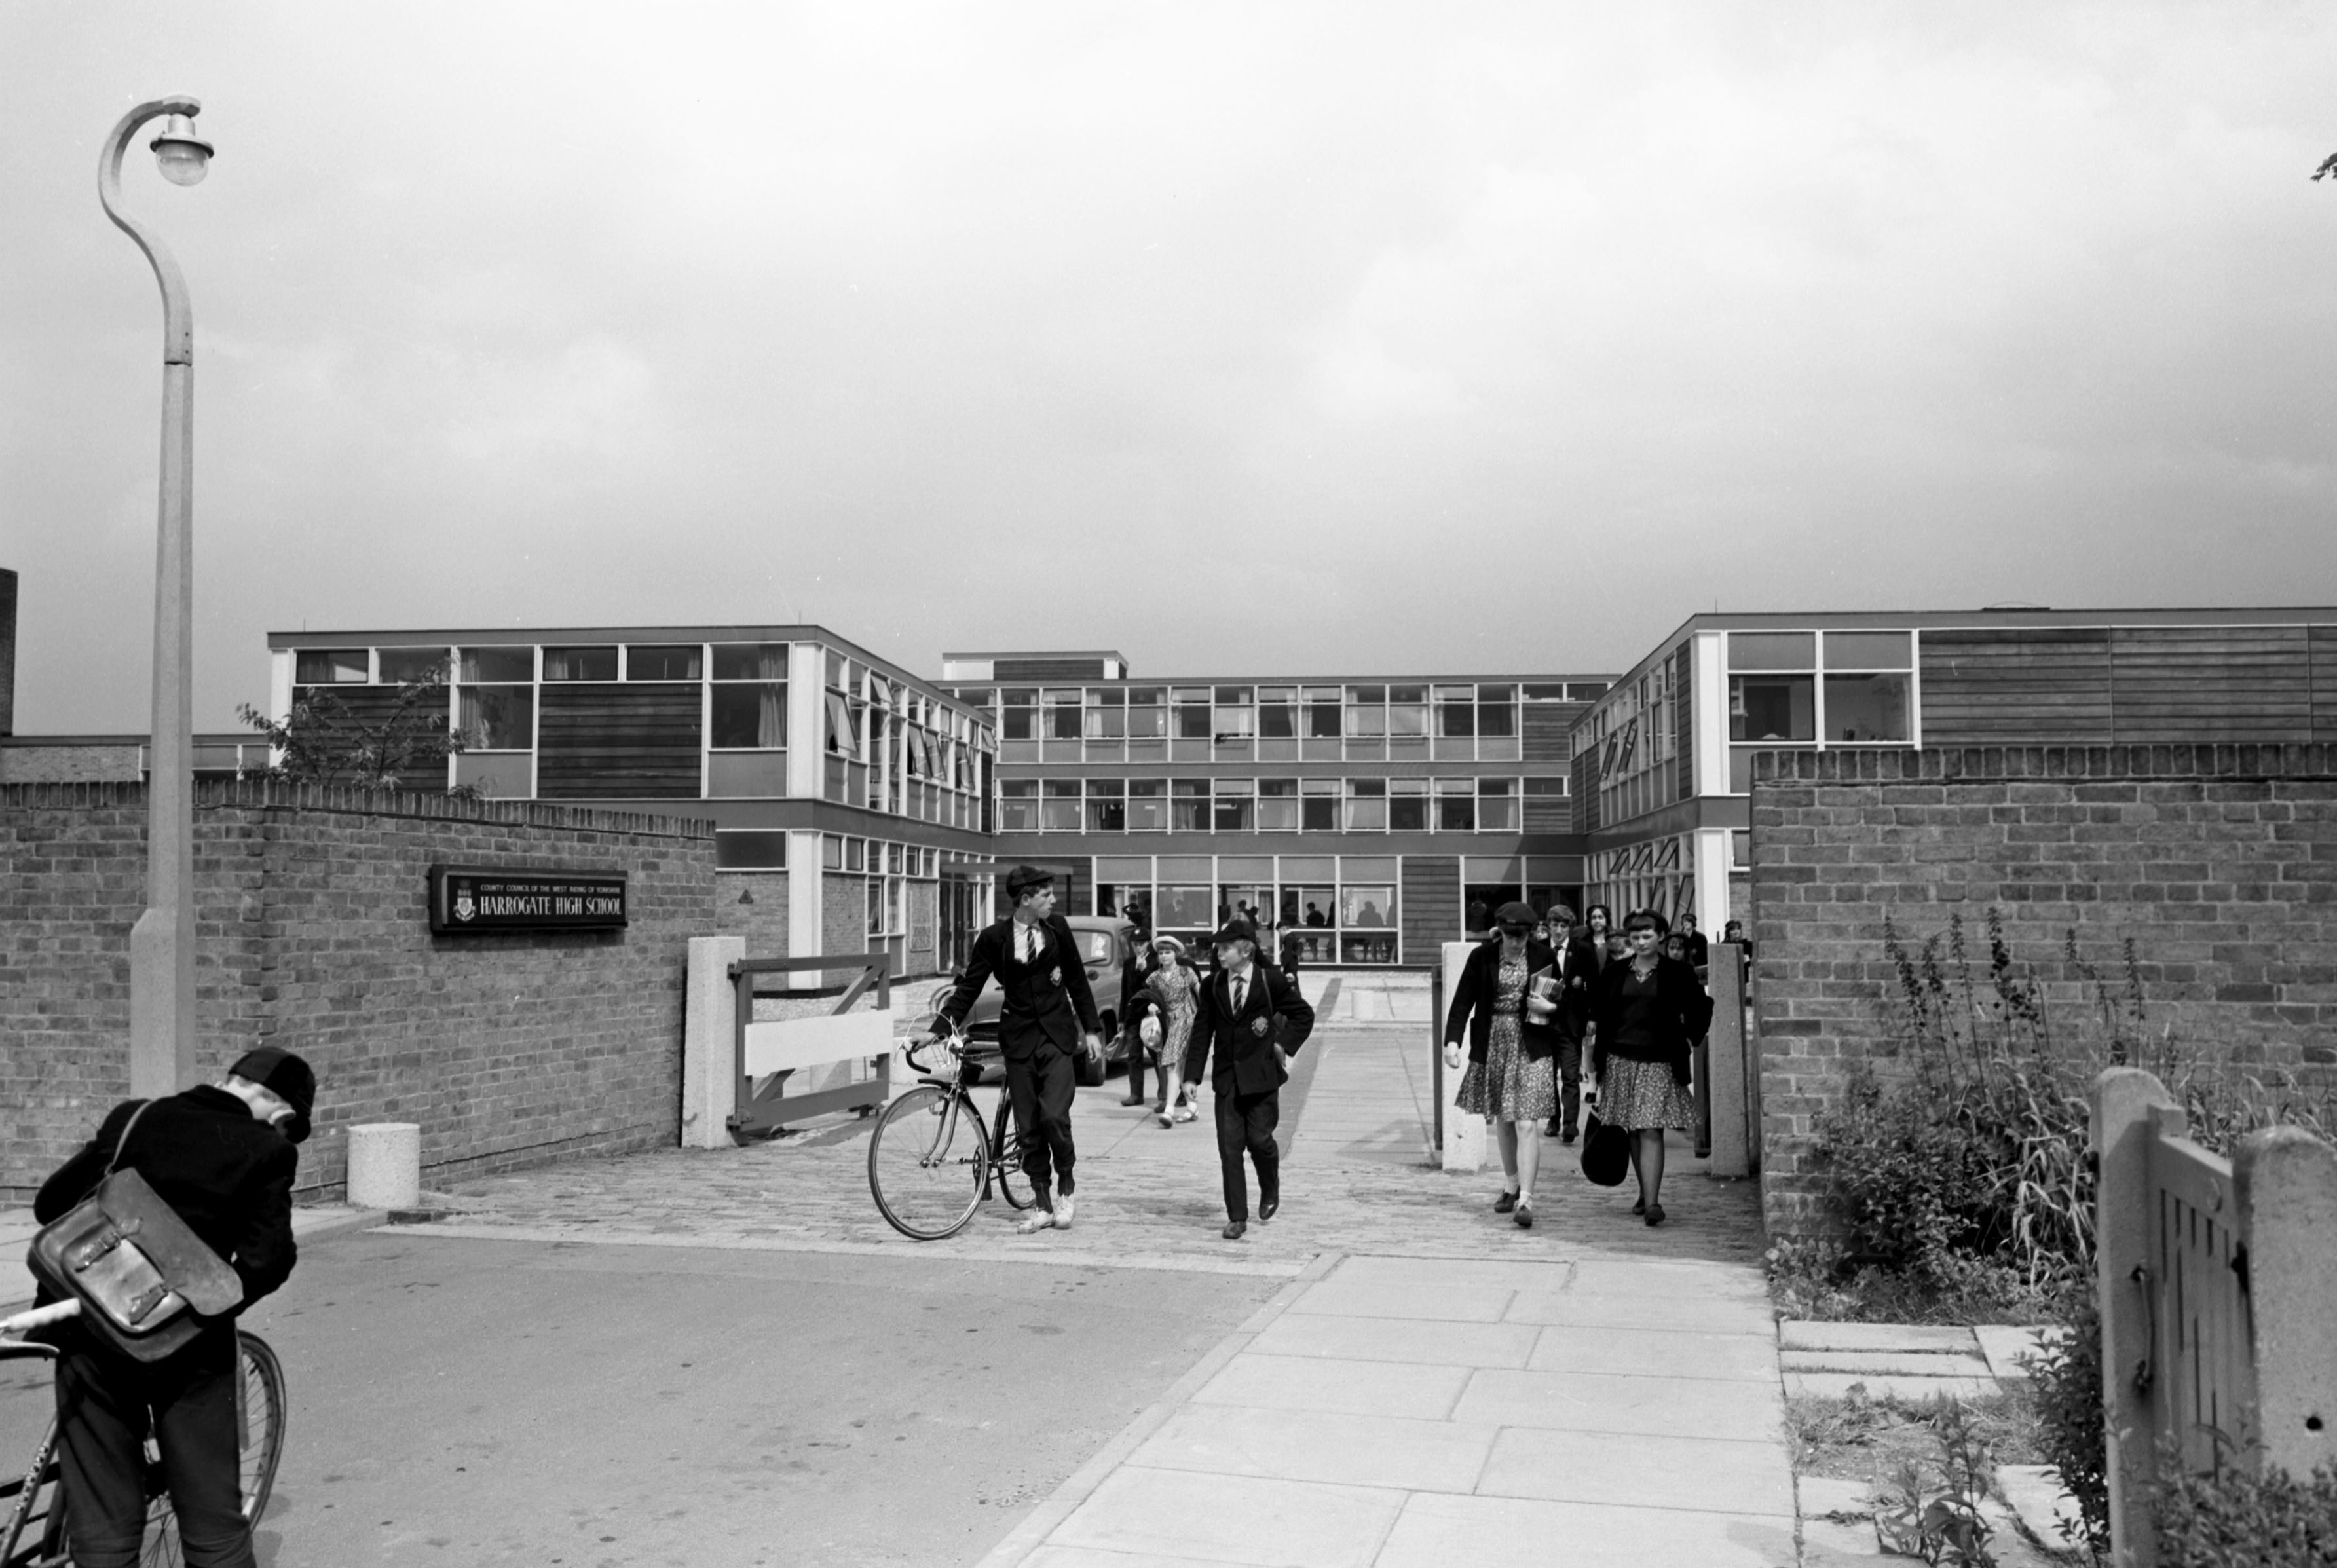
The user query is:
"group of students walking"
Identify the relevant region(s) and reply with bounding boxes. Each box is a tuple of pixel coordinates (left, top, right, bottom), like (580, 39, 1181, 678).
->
(925, 863, 1727, 1244)
(1444, 903, 1716, 1227)
(927, 865, 1314, 1242)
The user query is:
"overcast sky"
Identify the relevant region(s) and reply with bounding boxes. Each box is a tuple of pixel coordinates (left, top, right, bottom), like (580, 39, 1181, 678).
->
(5, 4, 2334, 732)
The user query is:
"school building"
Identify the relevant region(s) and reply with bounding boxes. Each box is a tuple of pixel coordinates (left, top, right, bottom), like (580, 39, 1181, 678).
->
(16, 605, 2336, 982)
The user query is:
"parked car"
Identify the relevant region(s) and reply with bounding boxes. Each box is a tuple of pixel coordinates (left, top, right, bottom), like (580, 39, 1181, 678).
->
(923, 916, 1139, 1087)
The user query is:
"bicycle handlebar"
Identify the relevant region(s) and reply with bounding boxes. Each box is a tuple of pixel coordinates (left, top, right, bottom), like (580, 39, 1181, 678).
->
(0, 1299, 79, 1337)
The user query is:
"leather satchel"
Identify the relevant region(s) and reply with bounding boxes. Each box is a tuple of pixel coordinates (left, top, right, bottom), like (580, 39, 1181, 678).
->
(1578, 1110, 1632, 1188)
(27, 1102, 244, 1362)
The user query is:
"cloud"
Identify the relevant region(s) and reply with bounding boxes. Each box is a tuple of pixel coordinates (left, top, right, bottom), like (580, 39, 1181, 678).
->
(3, 2, 2334, 730)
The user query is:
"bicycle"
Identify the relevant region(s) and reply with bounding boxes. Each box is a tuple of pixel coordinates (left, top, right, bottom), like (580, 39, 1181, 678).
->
(866, 1024, 1036, 1239)
(0, 1299, 286, 1568)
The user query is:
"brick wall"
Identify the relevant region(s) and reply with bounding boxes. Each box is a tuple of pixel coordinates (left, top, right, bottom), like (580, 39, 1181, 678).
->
(712, 869, 791, 957)
(2, 780, 714, 1201)
(1750, 745, 2337, 1235)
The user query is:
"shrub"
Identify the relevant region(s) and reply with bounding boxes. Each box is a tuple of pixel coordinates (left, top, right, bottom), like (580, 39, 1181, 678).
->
(2027, 1282, 2110, 1558)
(2154, 1442, 2337, 1567)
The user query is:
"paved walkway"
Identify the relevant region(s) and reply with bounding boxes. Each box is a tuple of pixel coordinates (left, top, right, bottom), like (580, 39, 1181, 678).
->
(5, 976, 1795, 1565)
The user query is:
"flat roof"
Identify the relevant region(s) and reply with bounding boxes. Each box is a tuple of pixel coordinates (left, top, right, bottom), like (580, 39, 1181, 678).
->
(939, 673, 1620, 687)
(941, 650, 1129, 662)
(264, 624, 986, 717)
(1586, 605, 2337, 706)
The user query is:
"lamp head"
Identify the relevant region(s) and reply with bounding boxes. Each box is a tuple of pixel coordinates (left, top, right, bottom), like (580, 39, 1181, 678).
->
(150, 114, 213, 187)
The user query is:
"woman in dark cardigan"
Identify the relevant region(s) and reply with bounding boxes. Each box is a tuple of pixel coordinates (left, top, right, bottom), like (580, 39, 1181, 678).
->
(1442, 902, 1580, 1226)
(1586, 909, 1713, 1226)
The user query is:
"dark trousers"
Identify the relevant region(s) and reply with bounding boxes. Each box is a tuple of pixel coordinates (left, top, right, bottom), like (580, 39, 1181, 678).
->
(1123, 1032, 1155, 1103)
(1214, 1087, 1281, 1222)
(1554, 1039, 1583, 1137)
(56, 1332, 254, 1568)
(1006, 1042, 1079, 1201)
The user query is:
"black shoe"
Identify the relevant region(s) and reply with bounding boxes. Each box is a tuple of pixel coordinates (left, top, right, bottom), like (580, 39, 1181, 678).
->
(1493, 1191, 1518, 1214)
(1629, 1197, 1645, 1216)
(1514, 1202, 1534, 1229)
(1560, 1129, 1578, 1146)
(1260, 1196, 1279, 1222)
(1544, 1118, 1563, 1139)
(1222, 1220, 1247, 1240)
(1120, 1094, 1145, 1106)
(1645, 1203, 1666, 1227)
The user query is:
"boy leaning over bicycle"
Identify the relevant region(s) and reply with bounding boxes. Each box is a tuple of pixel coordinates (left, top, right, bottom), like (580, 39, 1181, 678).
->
(31, 1047, 316, 1568)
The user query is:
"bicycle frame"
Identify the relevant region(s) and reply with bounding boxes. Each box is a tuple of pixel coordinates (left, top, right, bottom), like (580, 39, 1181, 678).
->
(0, 1312, 66, 1568)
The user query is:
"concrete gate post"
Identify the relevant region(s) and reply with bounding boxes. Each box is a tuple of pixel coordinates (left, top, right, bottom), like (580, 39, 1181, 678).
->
(1439, 941, 1485, 1172)
(682, 935, 745, 1149)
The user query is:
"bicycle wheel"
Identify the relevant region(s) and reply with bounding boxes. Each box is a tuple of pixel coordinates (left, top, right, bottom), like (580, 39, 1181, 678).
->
(138, 1331, 287, 1566)
(868, 1085, 987, 1240)
(991, 1096, 1036, 1211)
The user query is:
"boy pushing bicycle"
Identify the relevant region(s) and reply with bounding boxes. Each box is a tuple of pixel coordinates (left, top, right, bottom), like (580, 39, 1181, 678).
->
(927, 866, 1104, 1233)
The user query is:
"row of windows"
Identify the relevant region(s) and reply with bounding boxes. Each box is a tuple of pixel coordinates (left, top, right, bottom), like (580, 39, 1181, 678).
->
(299, 643, 800, 686)
(952, 681, 1594, 765)
(998, 776, 1563, 834)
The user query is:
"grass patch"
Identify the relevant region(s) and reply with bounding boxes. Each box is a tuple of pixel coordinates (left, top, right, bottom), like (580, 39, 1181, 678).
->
(1789, 1385, 2045, 1484)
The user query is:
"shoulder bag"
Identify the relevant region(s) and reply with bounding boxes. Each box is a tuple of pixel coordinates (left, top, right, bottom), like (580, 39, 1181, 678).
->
(1579, 1109, 1632, 1187)
(27, 1102, 244, 1362)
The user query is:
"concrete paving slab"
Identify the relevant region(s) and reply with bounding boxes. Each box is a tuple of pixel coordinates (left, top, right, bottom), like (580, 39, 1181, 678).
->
(1560, 1257, 1774, 1301)
(1799, 1474, 1876, 1516)
(1784, 1372, 2000, 1403)
(1193, 1353, 1471, 1421)
(1505, 1288, 1776, 1337)
(1779, 1320, 1977, 1353)
(1050, 1466, 1404, 1567)
(1477, 1427, 1794, 1516)
(1129, 1404, 1499, 1495)
(1026, 1546, 1243, 1568)
(1246, 1311, 1539, 1368)
(1780, 1348, 1996, 1379)
(1027, 1547, 1256, 1568)
(1278, 1277, 1516, 1323)
(1527, 1324, 1779, 1382)
(1315, 1255, 1587, 1290)
(1977, 1324, 2066, 1382)
(1375, 1492, 1797, 1567)
(1800, 1515, 1885, 1561)
(1451, 1368, 1785, 1442)
(1997, 1464, 2089, 1560)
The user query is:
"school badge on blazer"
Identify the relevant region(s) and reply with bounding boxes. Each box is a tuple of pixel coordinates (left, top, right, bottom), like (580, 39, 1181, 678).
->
(1250, 1017, 1269, 1037)
(1048, 967, 1062, 988)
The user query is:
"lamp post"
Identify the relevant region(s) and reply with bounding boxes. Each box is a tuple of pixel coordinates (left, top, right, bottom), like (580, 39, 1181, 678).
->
(100, 96, 214, 1098)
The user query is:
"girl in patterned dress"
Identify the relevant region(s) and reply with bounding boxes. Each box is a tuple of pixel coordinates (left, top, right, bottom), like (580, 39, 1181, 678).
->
(1442, 902, 1572, 1227)
(1586, 910, 1713, 1227)
(1136, 936, 1204, 1125)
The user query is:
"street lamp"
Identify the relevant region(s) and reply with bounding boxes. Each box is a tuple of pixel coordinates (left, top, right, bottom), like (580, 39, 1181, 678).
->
(100, 96, 212, 1098)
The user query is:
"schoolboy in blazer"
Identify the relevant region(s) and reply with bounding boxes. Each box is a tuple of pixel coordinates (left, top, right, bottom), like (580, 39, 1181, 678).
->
(933, 865, 1103, 1232)
(1183, 919, 1316, 1239)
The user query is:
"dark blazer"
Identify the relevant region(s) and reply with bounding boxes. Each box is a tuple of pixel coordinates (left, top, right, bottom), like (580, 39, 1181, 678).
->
(1565, 929, 1609, 980)
(1588, 956, 1714, 1080)
(35, 1085, 300, 1330)
(1184, 962, 1315, 1096)
(1444, 939, 1584, 1064)
(937, 913, 1101, 1060)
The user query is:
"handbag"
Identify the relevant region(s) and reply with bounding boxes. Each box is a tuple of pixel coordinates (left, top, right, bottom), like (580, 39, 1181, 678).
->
(27, 1102, 244, 1362)
(1579, 1109, 1631, 1187)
